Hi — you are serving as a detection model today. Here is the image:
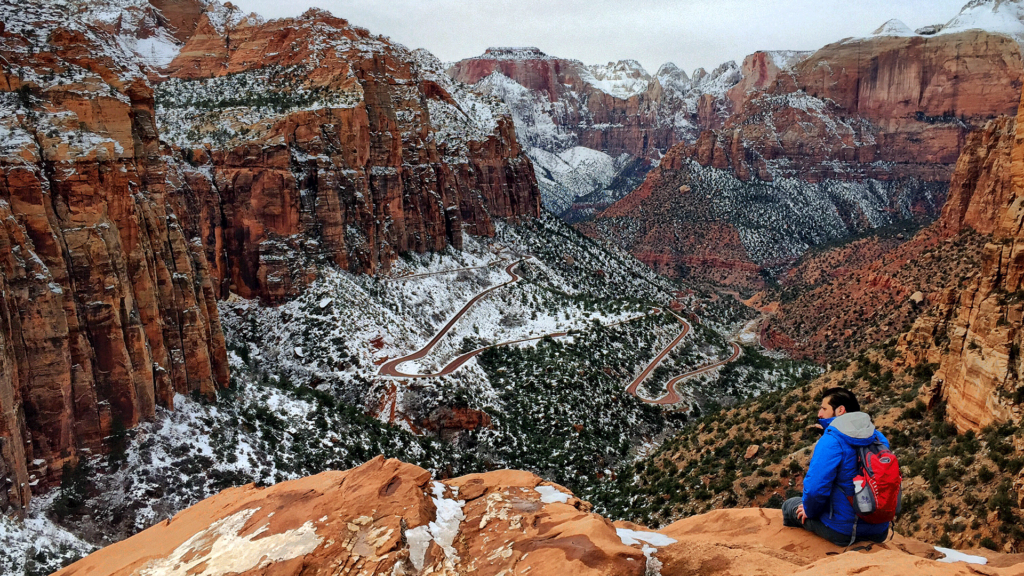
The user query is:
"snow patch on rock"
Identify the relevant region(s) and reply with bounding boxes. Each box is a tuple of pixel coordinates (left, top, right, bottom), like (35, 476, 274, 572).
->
(534, 485, 571, 503)
(935, 546, 988, 564)
(139, 508, 322, 576)
(407, 481, 466, 571)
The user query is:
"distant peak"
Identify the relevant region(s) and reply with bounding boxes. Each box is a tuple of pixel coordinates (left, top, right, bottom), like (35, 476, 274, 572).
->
(479, 47, 554, 60)
(656, 62, 689, 81)
(604, 58, 645, 69)
(587, 59, 649, 78)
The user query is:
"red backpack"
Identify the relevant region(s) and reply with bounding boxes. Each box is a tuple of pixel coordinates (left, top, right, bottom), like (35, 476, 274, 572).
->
(847, 439, 903, 524)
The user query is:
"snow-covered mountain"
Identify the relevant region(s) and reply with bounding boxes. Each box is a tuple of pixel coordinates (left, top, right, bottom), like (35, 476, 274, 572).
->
(576, 0, 1024, 289)
(449, 48, 744, 217)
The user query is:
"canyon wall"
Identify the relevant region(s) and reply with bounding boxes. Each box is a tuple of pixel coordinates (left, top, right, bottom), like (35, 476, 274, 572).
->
(0, 2, 229, 510)
(582, 27, 1023, 289)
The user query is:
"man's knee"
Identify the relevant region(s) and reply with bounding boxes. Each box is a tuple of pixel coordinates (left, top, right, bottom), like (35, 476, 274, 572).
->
(782, 497, 802, 527)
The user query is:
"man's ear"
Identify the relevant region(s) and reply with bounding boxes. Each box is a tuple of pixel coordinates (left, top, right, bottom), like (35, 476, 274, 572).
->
(835, 406, 847, 416)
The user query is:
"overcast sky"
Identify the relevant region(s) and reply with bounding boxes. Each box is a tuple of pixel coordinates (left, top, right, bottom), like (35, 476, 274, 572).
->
(227, 0, 969, 73)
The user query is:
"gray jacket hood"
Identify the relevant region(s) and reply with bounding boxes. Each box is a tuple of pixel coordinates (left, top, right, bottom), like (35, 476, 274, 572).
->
(830, 411, 876, 440)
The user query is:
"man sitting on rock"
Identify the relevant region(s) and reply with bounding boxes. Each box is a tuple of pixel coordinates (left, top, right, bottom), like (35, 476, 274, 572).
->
(782, 387, 891, 546)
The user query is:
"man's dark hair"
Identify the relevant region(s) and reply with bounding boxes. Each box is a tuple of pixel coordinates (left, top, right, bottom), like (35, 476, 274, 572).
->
(821, 387, 860, 413)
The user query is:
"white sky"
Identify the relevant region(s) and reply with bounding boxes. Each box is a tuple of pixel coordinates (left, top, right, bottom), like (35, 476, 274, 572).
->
(227, 0, 970, 73)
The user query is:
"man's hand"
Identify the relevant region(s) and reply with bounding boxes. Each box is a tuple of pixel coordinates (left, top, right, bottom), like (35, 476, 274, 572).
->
(796, 503, 807, 524)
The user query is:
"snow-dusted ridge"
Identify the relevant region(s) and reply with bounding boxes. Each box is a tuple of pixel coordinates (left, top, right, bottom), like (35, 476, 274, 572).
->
(866, 0, 1024, 47)
(456, 47, 744, 215)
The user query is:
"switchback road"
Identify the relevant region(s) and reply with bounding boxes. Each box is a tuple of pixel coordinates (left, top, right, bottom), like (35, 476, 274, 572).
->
(625, 314, 743, 405)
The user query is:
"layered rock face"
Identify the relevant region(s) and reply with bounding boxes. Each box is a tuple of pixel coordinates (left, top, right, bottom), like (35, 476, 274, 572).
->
(158, 10, 540, 301)
(702, 22, 1024, 182)
(0, 2, 229, 509)
(899, 107, 1024, 433)
(56, 457, 1024, 576)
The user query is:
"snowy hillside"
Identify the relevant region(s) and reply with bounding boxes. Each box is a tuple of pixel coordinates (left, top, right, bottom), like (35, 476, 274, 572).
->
(592, 158, 946, 269)
(528, 146, 623, 213)
(940, 0, 1024, 43)
(156, 66, 363, 146)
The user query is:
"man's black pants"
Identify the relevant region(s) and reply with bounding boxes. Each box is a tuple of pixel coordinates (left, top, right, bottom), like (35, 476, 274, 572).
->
(781, 497, 888, 547)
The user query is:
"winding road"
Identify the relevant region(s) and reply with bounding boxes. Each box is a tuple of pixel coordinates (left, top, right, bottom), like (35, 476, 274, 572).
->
(376, 256, 744, 406)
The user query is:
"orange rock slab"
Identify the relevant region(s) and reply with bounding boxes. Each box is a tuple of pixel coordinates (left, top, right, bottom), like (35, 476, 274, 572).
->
(55, 461, 1024, 576)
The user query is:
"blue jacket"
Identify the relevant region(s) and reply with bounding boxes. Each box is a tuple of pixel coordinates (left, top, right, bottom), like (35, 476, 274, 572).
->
(802, 412, 890, 537)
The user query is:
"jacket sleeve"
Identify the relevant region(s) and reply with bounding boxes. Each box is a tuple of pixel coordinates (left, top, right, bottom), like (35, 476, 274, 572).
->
(802, 433, 842, 519)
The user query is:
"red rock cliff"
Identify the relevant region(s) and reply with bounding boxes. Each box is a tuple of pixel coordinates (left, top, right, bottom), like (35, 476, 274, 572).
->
(0, 2, 229, 510)
(0, 0, 540, 511)
(160, 9, 540, 301)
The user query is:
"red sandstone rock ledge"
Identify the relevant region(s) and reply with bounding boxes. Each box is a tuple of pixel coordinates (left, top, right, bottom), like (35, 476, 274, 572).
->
(56, 457, 1024, 576)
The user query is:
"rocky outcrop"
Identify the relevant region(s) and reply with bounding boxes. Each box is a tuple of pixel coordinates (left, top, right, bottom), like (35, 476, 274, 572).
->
(55, 457, 1024, 576)
(0, 2, 229, 510)
(158, 10, 540, 301)
(938, 117, 1019, 237)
